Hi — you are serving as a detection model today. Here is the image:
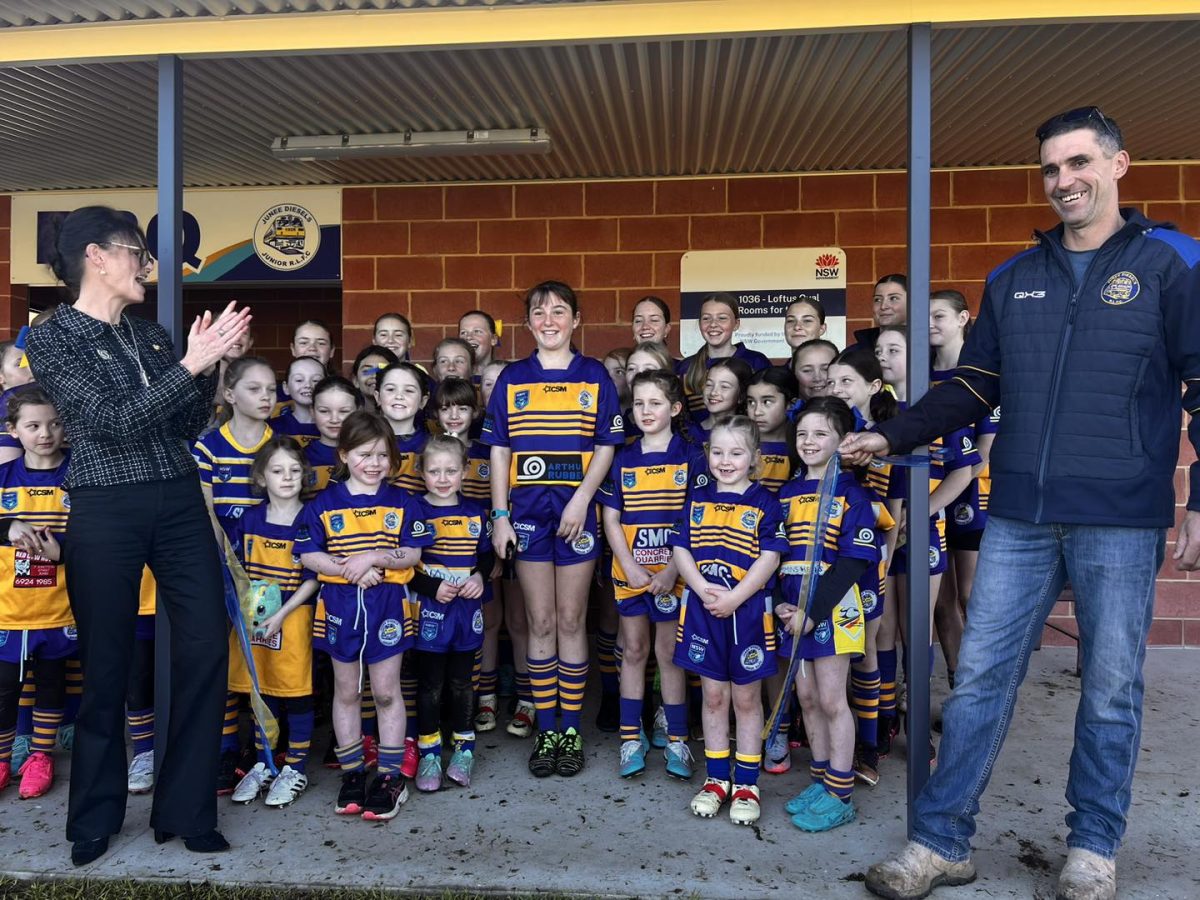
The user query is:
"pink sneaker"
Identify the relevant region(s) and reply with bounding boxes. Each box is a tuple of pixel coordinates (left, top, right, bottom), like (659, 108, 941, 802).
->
(18, 751, 54, 799)
(0, 760, 10, 791)
(363, 735, 378, 770)
(401, 737, 419, 779)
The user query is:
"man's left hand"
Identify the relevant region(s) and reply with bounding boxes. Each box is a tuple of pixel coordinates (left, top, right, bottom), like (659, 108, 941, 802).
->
(1174, 510, 1200, 571)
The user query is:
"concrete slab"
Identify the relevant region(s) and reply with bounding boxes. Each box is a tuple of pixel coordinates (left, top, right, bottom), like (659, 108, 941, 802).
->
(1, 647, 1197, 899)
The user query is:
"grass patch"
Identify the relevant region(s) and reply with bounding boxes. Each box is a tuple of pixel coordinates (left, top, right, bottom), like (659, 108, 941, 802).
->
(0, 883, 591, 900)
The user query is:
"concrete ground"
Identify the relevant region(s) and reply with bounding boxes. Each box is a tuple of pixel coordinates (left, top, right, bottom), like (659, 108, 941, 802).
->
(1, 647, 1197, 899)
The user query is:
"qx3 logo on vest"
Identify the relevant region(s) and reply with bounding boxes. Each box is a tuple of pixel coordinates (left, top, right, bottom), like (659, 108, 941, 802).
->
(1012, 290, 1047, 299)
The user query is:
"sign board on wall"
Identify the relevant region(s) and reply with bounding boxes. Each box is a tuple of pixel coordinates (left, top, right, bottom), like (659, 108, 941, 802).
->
(10, 187, 341, 286)
(679, 247, 847, 362)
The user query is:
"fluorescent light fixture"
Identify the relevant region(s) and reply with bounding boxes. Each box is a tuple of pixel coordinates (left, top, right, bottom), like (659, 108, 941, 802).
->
(271, 128, 551, 161)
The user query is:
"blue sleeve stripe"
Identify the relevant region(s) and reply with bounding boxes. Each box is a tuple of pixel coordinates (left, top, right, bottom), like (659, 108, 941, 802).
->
(986, 246, 1041, 283)
(1145, 228, 1200, 268)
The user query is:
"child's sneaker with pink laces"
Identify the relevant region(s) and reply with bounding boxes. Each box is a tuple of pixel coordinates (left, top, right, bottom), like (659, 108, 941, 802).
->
(401, 737, 419, 779)
(18, 751, 54, 799)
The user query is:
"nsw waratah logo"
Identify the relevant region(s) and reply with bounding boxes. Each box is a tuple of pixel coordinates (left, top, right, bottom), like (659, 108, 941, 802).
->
(815, 253, 840, 279)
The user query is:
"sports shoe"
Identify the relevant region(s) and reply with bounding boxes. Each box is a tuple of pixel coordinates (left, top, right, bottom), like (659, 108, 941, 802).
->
(415, 754, 443, 792)
(475, 694, 498, 732)
(528, 730, 559, 778)
(689, 777, 729, 818)
(650, 706, 669, 749)
(57, 723, 75, 752)
(619, 736, 647, 778)
(401, 737, 419, 779)
(0, 761, 10, 792)
(791, 790, 856, 832)
(446, 749, 474, 787)
(788, 713, 808, 749)
(265, 765, 308, 808)
(854, 744, 881, 786)
(10, 734, 31, 772)
(335, 769, 367, 815)
(729, 783, 761, 826)
(17, 751, 53, 799)
(877, 714, 898, 759)
(506, 701, 536, 738)
(127, 750, 155, 795)
(556, 726, 585, 777)
(232, 762, 272, 804)
(595, 692, 620, 732)
(1056, 848, 1117, 900)
(361, 773, 408, 822)
(363, 734, 378, 769)
(216, 750, 240, 796)
(864, 840, 977, 899)
(763, 732, 791, 774)
(784, 781, 826, 816)
(664, 740, 694, 780)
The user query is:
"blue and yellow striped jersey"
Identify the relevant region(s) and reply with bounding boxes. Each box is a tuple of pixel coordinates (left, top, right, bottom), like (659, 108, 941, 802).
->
(412, 494, 491, 592)
(193, 423, 273, 534)
(304, 441, 338, 493)
(229, 502, 315, 602)
(887, 425, 980, 502)
(297, 481, 433, 586)
(777, 472, 879, 573)
(0, 455, 72, 629)
(462, 440, 491, 509)
(391, 431, 428, 495)
(668, 480, 787, 585)
(481, 351, 624, 491)
(756, 440, 793, 493)
(598, 434, 709, 600)
(269, 407, 319, 448)
(675, 343, 771, 419)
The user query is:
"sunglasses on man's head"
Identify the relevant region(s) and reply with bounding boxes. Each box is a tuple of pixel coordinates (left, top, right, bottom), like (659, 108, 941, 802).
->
(1035, 106, 1121, 146)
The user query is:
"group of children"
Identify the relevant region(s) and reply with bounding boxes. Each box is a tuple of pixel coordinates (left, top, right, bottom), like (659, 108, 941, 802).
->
(0, 276, 995, 837)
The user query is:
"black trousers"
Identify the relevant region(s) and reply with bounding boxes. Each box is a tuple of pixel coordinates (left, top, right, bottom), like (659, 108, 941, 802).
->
(415, 649, 475, 739)
(65, 476, 227, 842)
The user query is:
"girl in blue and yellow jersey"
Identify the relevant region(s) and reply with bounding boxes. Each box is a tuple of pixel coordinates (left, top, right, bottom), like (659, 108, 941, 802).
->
(0, 337, 35, 467)
(269, 357, 324, 448)
(226, 436, 320, 810)
(351, 344, 399, 417)
(194, 356, 276, 543)
(672, 415, 786, 827)
(305, 376, 363, 495)
(484, 281, 624, 778)
(376, 362, 429, 496)
(409, 436, 494, 792)
(298, 411, 432, 823)
(685, 357, 752, 447)
(677, 293, 771, 422)
(791, 338, 839, 405)
(746, 367, 799, 494)
(0, 387, 72, 799)
(623, 343, 676, 443)
(600, 370, 707, 781)
(776, 397, 880, 833)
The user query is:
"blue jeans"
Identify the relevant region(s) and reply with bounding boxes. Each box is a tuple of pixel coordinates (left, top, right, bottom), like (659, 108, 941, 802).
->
(913, 516, 1165, 861)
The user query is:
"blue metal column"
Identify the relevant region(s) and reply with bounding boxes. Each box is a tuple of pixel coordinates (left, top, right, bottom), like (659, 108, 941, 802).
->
(154, 54, 184, 773)
(905, 22, 933, 836)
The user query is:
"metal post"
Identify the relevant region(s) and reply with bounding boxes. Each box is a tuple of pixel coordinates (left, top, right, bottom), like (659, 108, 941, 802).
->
(154, 54, 184, 774)
(905, 22, 933, 835)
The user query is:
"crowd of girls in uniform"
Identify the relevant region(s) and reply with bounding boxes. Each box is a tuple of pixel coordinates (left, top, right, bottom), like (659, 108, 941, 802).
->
(0, 274, 992, 835)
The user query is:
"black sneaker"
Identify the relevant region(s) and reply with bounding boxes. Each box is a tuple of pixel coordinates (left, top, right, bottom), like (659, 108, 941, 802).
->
(335, 769, 367, 815)
(876, 714, 898, 759)
(594, 691, 620, 733)
(528, 730, 560, 778)
(216, 751, 239, 796)
(361, 773, 408, 821)
(555, 727, 585, 777)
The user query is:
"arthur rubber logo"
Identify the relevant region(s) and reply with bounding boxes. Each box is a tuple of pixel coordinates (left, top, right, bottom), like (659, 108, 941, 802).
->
(253, 204, 321, 272)
(1101, 271, 1139, 305)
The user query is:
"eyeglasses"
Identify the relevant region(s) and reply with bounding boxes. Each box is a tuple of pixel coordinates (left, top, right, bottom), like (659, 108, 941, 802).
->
(1035, 106, 1121, 147)
(106, 241, 153, 268)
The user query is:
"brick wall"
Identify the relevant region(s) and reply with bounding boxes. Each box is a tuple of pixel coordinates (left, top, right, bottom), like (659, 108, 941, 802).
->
(340, 166, 1199, 646)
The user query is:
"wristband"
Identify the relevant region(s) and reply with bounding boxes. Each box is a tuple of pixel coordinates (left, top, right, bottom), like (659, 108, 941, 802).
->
(490, 508, 510, 520)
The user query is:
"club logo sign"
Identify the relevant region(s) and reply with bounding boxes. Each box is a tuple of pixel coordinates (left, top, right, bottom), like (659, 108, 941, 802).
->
(253, 204, 321, 271)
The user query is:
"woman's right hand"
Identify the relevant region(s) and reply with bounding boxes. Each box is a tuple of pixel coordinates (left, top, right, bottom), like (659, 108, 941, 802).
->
(181, 302, 253, 377)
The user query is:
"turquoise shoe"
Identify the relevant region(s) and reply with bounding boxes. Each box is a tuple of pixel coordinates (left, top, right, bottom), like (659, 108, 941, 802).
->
(663, 739, 693, 780)
(784, 781, 826, 816)
(790, 790, 856, 832)
(10, 734, 31, 772)
(619, 733, 648, 778)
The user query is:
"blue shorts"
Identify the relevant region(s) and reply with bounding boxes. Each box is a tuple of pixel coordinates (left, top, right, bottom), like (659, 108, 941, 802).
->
(511, 487, 601, 565)
(0, 625, 79, 665)
(617, 588, 682, 623)
(673, 588, 776, 685)
(415, 595, 484, 654)
(314, 583, 415, 665)
(135, 613, 156, 642)
(889, 520, 947, 576)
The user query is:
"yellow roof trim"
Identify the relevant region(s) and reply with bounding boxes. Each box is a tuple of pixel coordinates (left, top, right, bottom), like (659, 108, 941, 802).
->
(1, 0, 1199, 66)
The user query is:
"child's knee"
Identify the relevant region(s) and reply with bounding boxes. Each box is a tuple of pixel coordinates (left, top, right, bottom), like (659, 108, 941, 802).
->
(373, 691, 397, 710)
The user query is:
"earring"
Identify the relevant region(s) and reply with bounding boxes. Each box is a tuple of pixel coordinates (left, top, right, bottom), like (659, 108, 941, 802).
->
(99, 268, 107, 275)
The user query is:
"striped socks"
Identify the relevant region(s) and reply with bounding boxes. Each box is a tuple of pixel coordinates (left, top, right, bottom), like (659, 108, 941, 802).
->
(596, 630, 619, 696)
(851, 667, 881, 746)
(126, 707, 155, 757)
(528, 655, 559, 731)
(335, 738, 365, 773)
(220, 692, 240, 754)
(619, 696, 642, 743)
(824, 764, 854, 801)
(558, 659, 588, 731)
(734, 751, 761, 787)
(705, 747, 731, 782)
(376, 744, 404, 776)
(878, 649, 898, 718)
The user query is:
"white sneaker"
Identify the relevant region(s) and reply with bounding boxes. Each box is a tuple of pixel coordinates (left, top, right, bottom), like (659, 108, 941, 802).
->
(264, 765, 308, 808)
(865, 841, 977, 898)
(231, 761, 272, 804)
(1056, 848, 1116, 900)
(689, 778, 730, 818)
(729, 783, 761, 825)
(506, 700, 536, 738)
(127, 750, 154, 795)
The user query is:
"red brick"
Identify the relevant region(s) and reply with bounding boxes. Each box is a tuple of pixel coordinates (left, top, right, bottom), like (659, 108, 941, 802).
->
(619, 216, 690, 251)
(1120, 164, 1180, 202)
(410, 220, 478, 255)
(1052, 599, 1074, 616)
(509, 328, 537, 359)
(656, 179, 727, 215)
(1146, 203, 1200, 236)
(586, 181, 655, 216)
(1154, 581, 1198, 618)
(341, 256, 375, 291)
(802, 173, 874, 211)
(1185, 619, 1200, 648)
(876, 171, 951, 209)
(654, 252, 681, 288)
(689, 214, 762, 250)
(377, 256, 444, 290)
(1040, 617, 1078, 646)
(618, 288, 680, 323)
(513, 254, 583, 289)
(929, 280, 984, 309)
(479, 219, 547, 254)
(445, 184, 513, 220)
(409, 325, 449, 359)
(576, 290, 618, 324)
(931, 208, 989, 244)
(1147, 618, 1183, 647)
(950, 244, 1021, 280)
(515, 182, 584, 218)
(409, 291, 480, 326)
(376, 185, 443, 221)
(728, 176, 800, 213)
(343, 290, 410, 326)
(341, 221, 408, 257)
(874, 246, 950, 282)
(582, 323, 635, 358)
(762, 212, 838, 247)
(989, 205, 1053, 243)
(583, 253, 654, 288)
(477, 291, 530, 333)
(342, 187, 375, 222)
(842, 247, 875, 285)
(838, 210, 908, 246)
(1183, 166, 1200, 201)
(953, 169, 1030, 206)
(445, 255, 513, 290)
(550, 218, 618, 252)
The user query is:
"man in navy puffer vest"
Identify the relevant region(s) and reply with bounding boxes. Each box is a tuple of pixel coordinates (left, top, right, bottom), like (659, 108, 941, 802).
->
(846, 108, 1200, 900)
